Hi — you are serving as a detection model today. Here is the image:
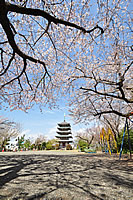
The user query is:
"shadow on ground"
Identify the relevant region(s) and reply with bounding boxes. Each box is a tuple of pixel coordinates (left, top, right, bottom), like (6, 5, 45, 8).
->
(0, 153, 133, 200)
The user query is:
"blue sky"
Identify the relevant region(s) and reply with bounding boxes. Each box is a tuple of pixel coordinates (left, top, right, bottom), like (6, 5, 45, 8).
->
(0, 104, 91, 142)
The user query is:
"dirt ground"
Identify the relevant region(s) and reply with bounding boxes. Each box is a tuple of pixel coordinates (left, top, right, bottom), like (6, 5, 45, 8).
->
(0, 150, 133, 200)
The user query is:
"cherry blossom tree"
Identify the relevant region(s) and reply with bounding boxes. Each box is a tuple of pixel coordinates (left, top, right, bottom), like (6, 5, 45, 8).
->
(0, 0, 132, 122)
(0, 116, 20, 149)
(35, 134, 46, 149)
(76, 126, 100, 149)
(66, 0, 133, 120)
(0, 0, 103, 111)
(100, 114, 123, 141)
(76, 127, 94, 147)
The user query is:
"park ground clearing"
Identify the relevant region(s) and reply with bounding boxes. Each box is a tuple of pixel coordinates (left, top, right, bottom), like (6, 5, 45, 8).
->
(0, 150, 133, 200)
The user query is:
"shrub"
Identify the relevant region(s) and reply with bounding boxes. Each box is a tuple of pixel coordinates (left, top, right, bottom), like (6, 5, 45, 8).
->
(30, 144, 35, 150)
(66, 144, 72, 150)
(55, 143, 59, 150)
(46, 142, 53, 150)
(78, 140, 88, 152)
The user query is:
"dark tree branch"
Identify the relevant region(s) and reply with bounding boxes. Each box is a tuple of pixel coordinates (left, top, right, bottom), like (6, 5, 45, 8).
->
(88, 135, 94, 146)
(18, 33, 35, 52)
(33, 71, 47, 100)
(94, 110, 127, 117)
(24, 72, 33, 90)
(123, 61, 133, 77)
(0, 48, 4, 70)
(33, 22, 51, 46)
(67, 0, 73, 21)
(6, 2, 104, 34)
(0, 51, 15, 76)
(88, 97, 99, 116)
(18, 77, 23, 91)
(0, 41, 8, 44)
(9, 22, 17, 34)
(75, 66, 88, 75)
(0, 5, 49, 77)
(47, 31, 58, 61)
(76, 134, 94, 147)
(0, 58, 27, 89)
(102, 116, 120, 140)
(80, 87, 133, 103)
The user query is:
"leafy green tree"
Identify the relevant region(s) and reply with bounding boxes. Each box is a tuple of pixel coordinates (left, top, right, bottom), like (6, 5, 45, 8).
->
(24, 139, 31, 150)
(18, 135, 25, 150)
(30, 143, 35, 150)
(46, 139, 57, 150)
(41, 141, 46, 150)
(78, 140, 88, 152)
(1, 137, 10, 151)
(46, 142, 53, 150)
(117, 129, 133, 154)
(76, 128, 96, 151)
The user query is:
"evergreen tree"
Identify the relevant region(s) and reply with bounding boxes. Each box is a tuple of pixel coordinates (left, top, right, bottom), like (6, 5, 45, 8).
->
(117, 129, 133, 153)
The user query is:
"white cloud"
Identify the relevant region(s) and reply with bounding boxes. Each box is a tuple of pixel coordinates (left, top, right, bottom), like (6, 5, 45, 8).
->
(44, 110, 55, 114)
(20, 129, 31, 137)
(19, 126, 57, 143)
(45, 126, 57, 141)
(19, 129, 44, 143)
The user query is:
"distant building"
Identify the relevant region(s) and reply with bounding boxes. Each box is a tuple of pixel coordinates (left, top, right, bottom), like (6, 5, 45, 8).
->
(56, 118, 73, 149)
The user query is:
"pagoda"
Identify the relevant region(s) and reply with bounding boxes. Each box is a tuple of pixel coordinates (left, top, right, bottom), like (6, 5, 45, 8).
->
(56, 115, 73, 148)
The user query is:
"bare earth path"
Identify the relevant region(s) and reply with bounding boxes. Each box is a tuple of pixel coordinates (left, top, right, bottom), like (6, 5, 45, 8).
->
(0, 151, 133, 200)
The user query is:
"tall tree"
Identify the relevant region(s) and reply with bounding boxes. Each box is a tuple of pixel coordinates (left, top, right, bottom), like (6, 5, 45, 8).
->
(35, 135, 46, 150)
(0, 0, 103, 111)
(67, 0, 132, 120)
(76, 127, 100, 148)
(0, 0, 132, 121)
(0, 116, 20, 149)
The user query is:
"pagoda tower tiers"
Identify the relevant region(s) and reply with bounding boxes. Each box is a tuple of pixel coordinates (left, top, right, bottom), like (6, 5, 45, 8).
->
(56, 118, 73, 148)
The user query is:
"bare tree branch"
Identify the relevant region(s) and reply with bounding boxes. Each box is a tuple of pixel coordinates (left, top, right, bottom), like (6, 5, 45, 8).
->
(0, 58, 27, 89)
(0, 51, 15, 76)
(80, 87, 133, 103)
(6, 3, 104, 34)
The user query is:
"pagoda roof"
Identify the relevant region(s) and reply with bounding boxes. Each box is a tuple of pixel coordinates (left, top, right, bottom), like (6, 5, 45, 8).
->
(58, 121, 71, 127)
(56, 134, 72, 138)
(57, 139, 73, 143)
(57, 127, 71, 130)
(56, 130, 71, 133)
